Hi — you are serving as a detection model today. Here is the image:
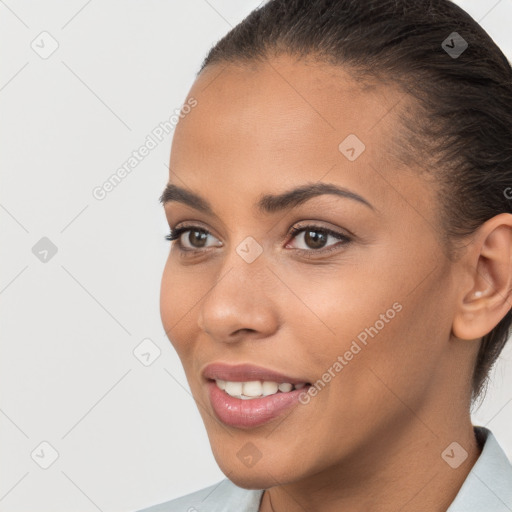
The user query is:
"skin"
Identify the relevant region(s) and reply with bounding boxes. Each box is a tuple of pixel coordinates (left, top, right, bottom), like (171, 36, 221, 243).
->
(160, 54, 512, 512)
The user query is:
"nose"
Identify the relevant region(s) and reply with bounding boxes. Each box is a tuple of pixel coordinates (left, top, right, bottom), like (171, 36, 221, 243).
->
(197, 258, 280, 344)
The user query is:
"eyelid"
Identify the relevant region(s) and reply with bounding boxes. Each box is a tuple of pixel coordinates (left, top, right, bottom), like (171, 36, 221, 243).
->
(287, 221, 354, 242)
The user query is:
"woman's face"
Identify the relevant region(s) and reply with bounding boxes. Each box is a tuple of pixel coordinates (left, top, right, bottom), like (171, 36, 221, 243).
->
(160, 55, 471, 488)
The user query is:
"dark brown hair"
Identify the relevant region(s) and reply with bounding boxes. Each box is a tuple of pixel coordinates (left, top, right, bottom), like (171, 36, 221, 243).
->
(197, 0, 512, 402)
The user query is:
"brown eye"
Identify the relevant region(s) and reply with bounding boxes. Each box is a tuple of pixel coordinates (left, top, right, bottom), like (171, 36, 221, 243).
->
(303, 229, 328, 249)
(286, 224, 352, 254)
(185, 229, 209, 248)
(165, 226, 222, 251)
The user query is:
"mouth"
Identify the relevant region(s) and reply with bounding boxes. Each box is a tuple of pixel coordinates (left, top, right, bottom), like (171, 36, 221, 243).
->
(202, 363, 312, 428)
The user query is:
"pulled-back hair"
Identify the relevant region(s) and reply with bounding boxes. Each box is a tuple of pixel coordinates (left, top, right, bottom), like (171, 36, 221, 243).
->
(197, 0, 512, 402)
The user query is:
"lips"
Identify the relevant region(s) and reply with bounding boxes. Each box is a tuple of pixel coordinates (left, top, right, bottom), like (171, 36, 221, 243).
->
(201, 362, 312, 428)
(202, 362, 310, 385)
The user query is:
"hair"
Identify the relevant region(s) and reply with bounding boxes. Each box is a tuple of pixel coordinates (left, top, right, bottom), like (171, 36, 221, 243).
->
(196, 0, 512, 403)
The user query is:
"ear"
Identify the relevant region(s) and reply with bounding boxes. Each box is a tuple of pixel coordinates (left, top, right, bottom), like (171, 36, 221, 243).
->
(452, 213, 512, 340)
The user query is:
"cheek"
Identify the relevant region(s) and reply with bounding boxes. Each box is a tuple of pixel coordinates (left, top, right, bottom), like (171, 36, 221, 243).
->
(316, 273, 451, 419)
(296, 252, 447, 398)
(286, 260, 401, 349)
(159, 257, 202, 358)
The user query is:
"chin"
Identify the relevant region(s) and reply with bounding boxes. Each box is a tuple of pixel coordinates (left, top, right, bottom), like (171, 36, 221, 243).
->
(220, 468, 281, 490)
(212, 448, 302, 490)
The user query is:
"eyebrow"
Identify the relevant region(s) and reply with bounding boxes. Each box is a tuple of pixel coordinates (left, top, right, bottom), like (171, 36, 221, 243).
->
(159, 182, 375, 215)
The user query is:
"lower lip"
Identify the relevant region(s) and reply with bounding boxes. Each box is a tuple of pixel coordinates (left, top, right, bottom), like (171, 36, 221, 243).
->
(207, 380, 309, 429)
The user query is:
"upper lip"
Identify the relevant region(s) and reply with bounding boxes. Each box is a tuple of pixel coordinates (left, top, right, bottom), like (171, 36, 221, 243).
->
(202, 363, 309, 384)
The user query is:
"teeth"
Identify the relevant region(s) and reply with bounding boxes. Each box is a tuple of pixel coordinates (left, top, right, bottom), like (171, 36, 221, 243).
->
(243, 381, 263, 397)
(224, 381, 242, 397)
(216, 380, 307, 399)
(262, 381, 278, 396)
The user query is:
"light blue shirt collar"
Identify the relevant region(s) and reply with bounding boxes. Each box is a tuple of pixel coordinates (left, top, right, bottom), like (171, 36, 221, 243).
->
(447, 426, 512, 511)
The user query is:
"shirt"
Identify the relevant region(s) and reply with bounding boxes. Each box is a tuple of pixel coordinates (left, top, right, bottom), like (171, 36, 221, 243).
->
(138, 426, 512, 511)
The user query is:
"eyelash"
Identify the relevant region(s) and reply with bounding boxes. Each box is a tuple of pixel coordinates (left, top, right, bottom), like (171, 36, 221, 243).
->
(164, 223, 352, 258)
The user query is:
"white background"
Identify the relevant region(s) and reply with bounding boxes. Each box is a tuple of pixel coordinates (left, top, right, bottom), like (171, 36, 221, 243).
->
(1, 1, 511, 511)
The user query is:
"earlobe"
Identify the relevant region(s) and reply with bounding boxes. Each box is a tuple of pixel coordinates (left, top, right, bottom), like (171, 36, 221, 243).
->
(452, 213, 512, 341)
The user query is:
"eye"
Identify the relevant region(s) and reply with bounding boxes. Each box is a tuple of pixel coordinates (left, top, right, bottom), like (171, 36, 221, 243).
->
(286, 224, 352, 255)
(165, 225, 222, 251)
(164, 223, 353, 257)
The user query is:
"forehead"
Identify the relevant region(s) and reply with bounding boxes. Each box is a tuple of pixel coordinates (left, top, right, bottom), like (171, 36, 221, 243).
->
(168, 55, 430, 218)
(184, 55, 402, 143)
(174, 55, 407, 163)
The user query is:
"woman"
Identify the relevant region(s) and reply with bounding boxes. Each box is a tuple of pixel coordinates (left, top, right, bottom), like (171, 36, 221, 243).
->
(139, 0, 512, 510)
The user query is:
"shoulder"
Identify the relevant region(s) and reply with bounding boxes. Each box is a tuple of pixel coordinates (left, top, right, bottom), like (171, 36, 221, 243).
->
(136, 478, 265, 512)
(447, 426, 512, 512)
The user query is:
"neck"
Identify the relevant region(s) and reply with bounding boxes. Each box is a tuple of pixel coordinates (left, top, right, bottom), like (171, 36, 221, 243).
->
(260, 415, 481, 512)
